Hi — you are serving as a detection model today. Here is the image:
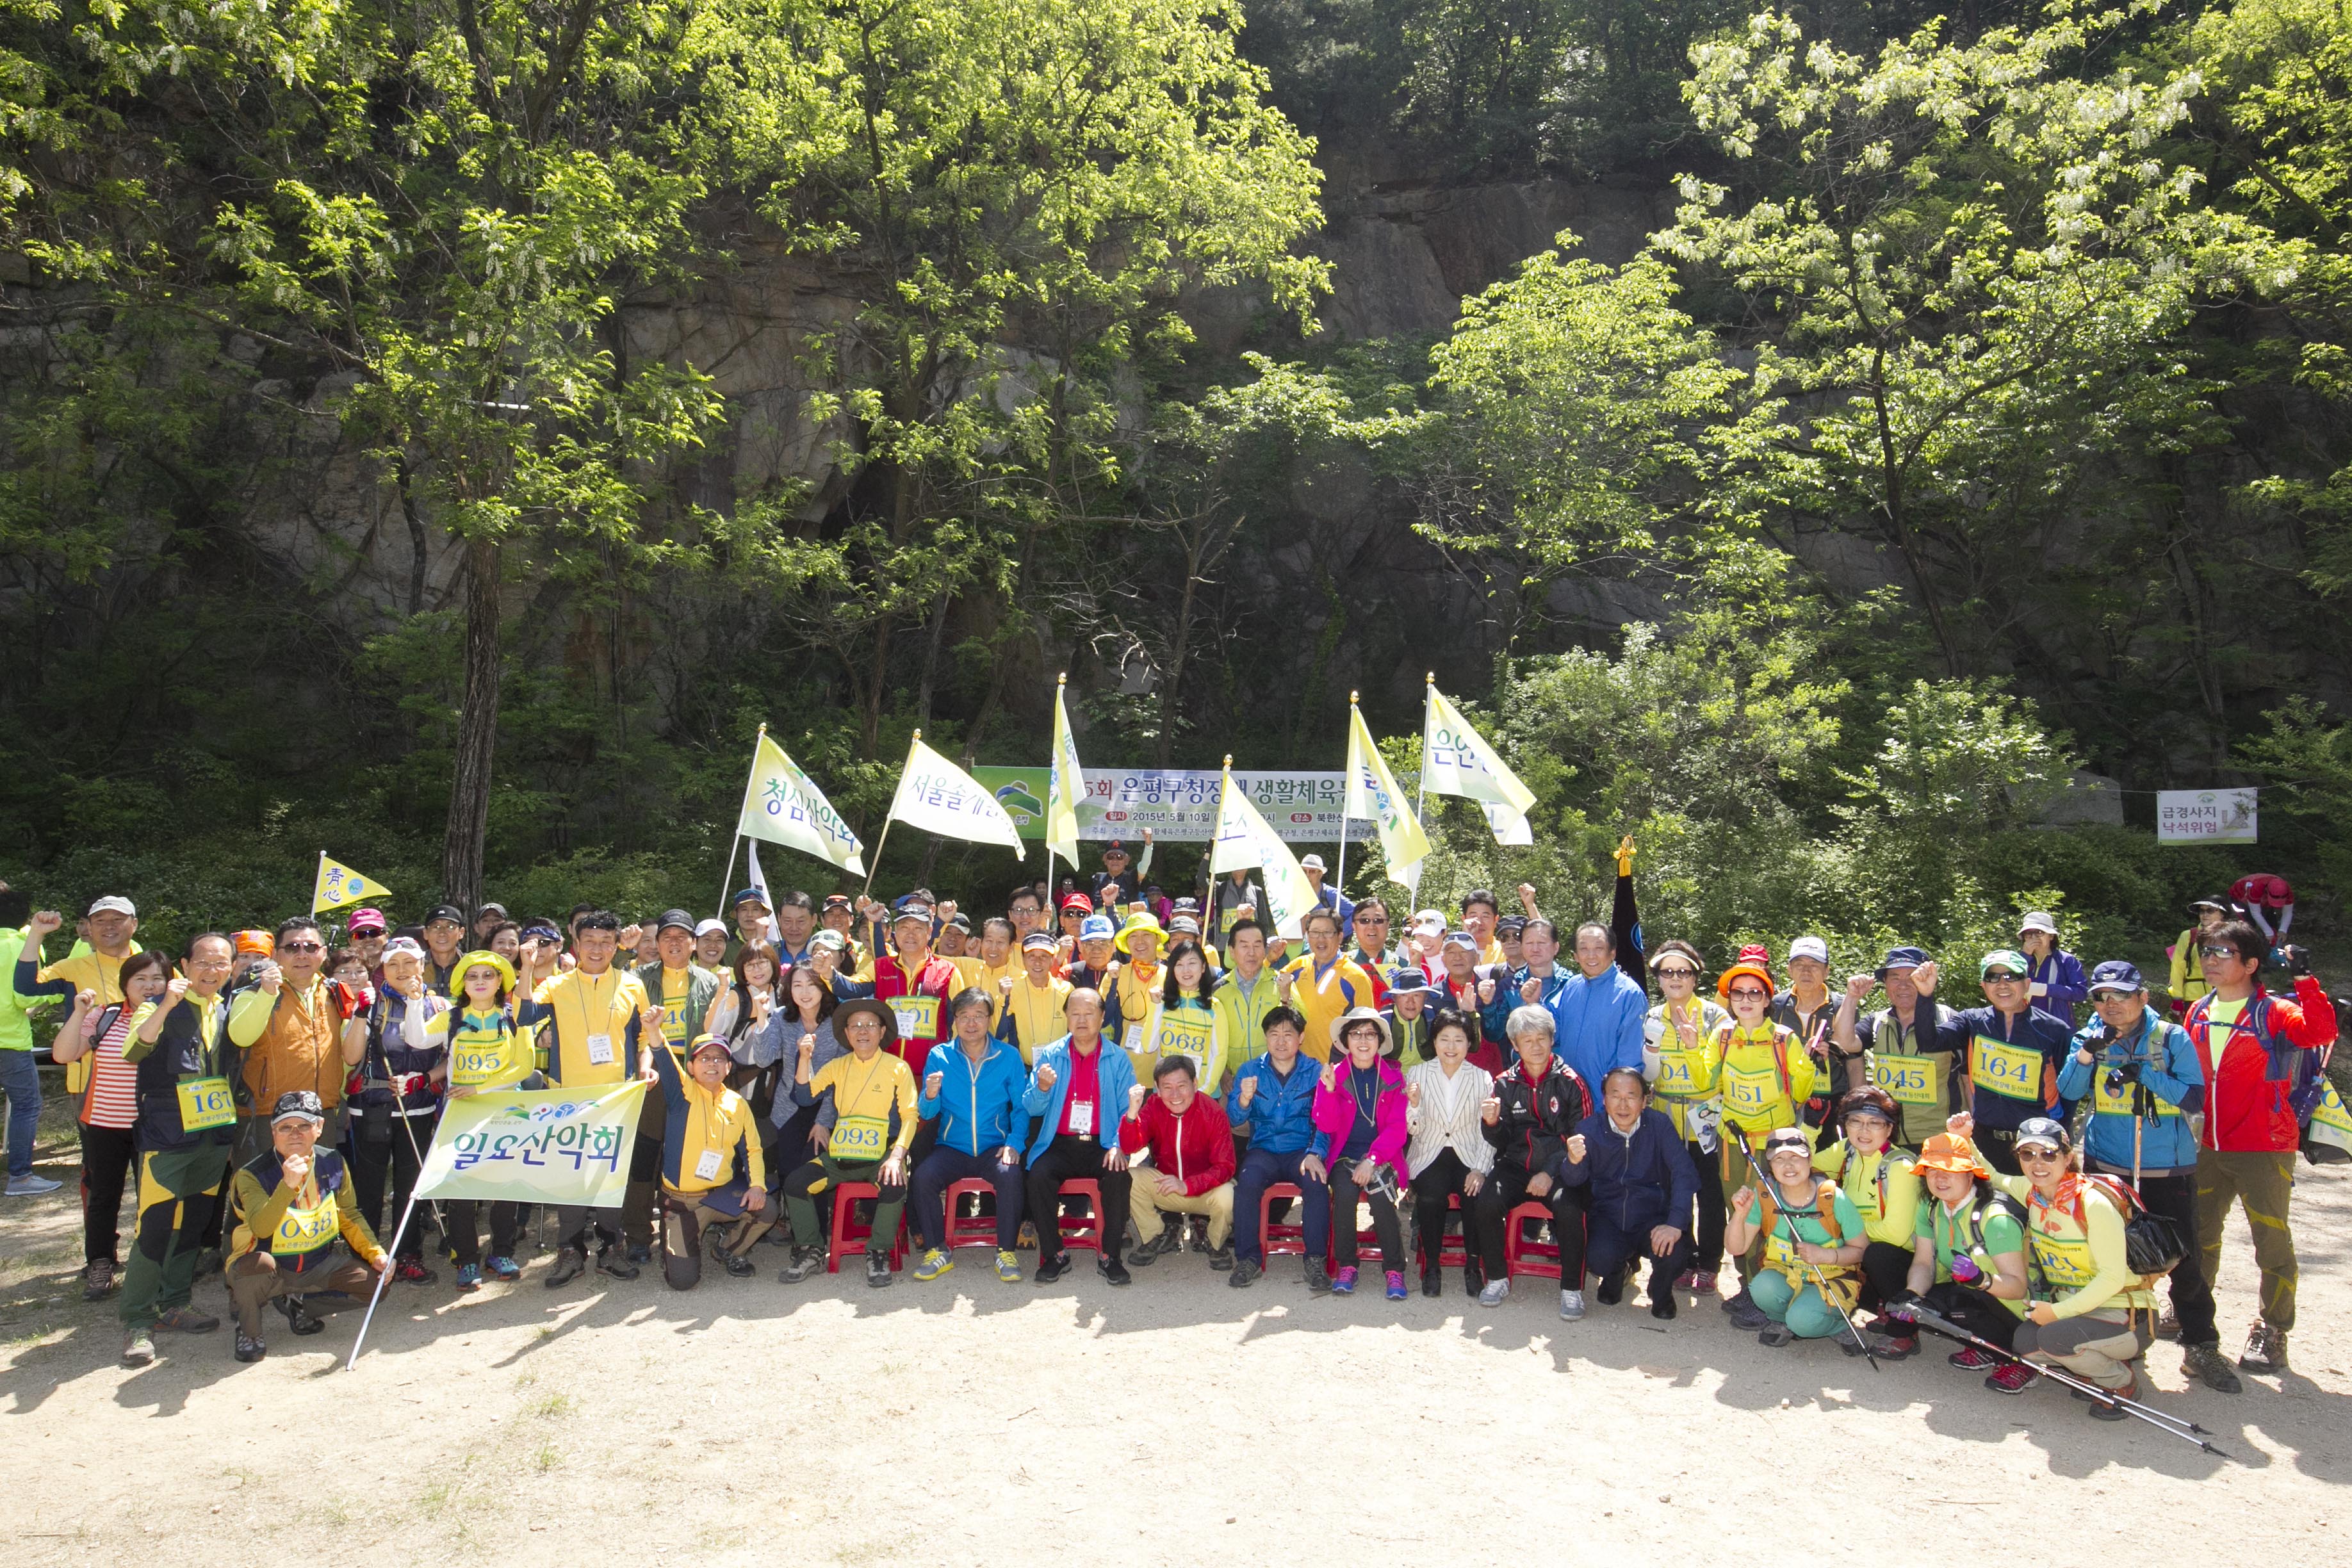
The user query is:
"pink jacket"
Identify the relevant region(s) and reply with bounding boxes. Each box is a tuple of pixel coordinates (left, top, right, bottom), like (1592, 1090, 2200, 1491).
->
(1311, 1056, 1409, 1174)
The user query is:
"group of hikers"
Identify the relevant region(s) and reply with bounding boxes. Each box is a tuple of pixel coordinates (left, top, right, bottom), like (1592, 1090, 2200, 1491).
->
(0, 853, 2335, 1438)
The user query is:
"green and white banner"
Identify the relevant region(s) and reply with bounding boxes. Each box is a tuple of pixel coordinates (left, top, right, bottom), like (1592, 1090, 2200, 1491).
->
(415, 1082, 648, 1207)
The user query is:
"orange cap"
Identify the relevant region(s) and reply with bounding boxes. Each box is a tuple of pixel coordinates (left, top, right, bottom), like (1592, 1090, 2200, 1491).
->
(233, 929, 275, 957)
(1913, 1132, 1991, 1178)
(1716, 961, 1774, 1000)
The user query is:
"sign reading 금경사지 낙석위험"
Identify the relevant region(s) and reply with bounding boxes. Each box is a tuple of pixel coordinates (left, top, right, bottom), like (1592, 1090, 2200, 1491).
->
(2157, 787, 2257, 845)
(970, 767, 1373, 844)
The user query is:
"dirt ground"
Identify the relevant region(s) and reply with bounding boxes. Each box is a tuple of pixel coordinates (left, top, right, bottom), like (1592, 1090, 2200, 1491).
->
(4, 1084, 2349, 1567)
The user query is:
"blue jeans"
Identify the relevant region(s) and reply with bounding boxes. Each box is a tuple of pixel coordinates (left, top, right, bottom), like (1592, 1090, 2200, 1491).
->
(1232, 1147, 1330, 1265)
(0, 1049, 39, 1179)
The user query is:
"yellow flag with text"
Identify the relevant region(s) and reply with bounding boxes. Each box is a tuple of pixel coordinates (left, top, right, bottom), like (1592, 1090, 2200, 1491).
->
(1345, 702, 1431, 885)
(313, 854, 389, 915)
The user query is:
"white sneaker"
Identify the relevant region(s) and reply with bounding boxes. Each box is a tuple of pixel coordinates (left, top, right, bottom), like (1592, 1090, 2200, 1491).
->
(1478, 1278, 1510, 1308)
(4, 1173, 61, 1196)
(1558, 1288, 1587, 1321)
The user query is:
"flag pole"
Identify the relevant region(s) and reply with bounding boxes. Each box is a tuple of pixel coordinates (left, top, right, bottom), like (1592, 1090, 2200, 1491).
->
(717, 723, 765, 915)
(1408, 676, 1433, 904)
(859, 730, 912, 902)
(1332, 692, 1355, 908)
(312, 851, 325, 917)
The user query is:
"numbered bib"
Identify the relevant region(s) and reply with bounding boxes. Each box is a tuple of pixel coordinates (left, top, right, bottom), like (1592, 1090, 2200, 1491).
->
(1720, 1061, 1777, 1118)
(693, 1147, 724, 1182)
(1154, 1013, 1214, 1064)
(450, 1043, 509, 1088)
(1873, 1054, 1936, 1107)
(585, 1032, 615, 1066)
(2030, 1224, 2098, 1290)
(1654, 1049, 1704, 1097)
(2093, 1066, 2178, 1118)
(1970, 1036, 2043, 1101)
(271, 1199, 340, 1257)
(891, 995, 940, 1041)
(828, 1113, 888, 1161)
(174, 1075, 236, 1132)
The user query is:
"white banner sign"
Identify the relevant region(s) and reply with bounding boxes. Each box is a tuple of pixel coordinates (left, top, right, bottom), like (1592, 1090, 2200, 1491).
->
(972, 767, 1373, 844)
(2157, 788, 2257, 845)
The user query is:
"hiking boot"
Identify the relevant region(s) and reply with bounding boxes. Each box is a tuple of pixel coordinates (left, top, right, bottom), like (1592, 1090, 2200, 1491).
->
(2239, 1319, 2288, 1374)
(1726, 1297, 1773, 1331)
(1033, 1252, 1071, 1285)
(1870, 1332, 1920, 1360)
(2087, 1376, 2139, 1421)
(1384, 1271, 1409, 1302)
(911, 1248, 954, 1282)
(154, 1305, 218, 1334)
(1948, 1345, 1998, 1370)
(1330, 1266, 1359, 1296)
(233, 1330, 265, 1364)
(1228, 1259, 1262, 1289)
(1720, 1286, 1753, 1316)
(393, 1257, 436, 1285)
(82, 1259, 117, 1301)
(1833, 1327, 1870, 1356)
(865, 1249, 894, 1288)
(1690, 1270, 1719, 1294)
(120, 1329, 155, 1367)
(1305, 1261, 1332, 1295)
(781, 1246, 825, 1284)
(1128, 1227, 1181, 1266)
(1097, 1251, 1132, 1287)
(993, 1250, 1022, 1284)
(1673, 1266, 1700, 1290)
(596, 1246, 639, 1281)
(1596, 1268, 1625, 1307)
(1756, 1323, 1795, 1348)
(455, 1263, 482, 1291)
(485, 1254, 521, 1281)
(1017, 1222, 1038, 1250)
(2184, 1343, 2242, 1393)
(1982, 1360, 2037, 1394)
(277, 1296, 325, 1336)
(2155, 1306, 2180, 1340)
(1187, 1216, 1211, 1253)
(1208, 1242, 1235, 1272)
(1558, 1289, 1587, 1321)
(546, 1246, 587, 1287)
(1477, 1278, 1510, 1308)
(724, 1253, 756, 1278)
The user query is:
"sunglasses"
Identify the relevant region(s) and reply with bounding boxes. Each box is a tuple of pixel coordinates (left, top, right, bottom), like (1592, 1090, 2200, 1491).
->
(1653, 967, 1697, 981)
(1982, 971, 2022, 983)
(1727, 987, 1768, 1000)
(2017, 1146, 2065, 1161)
(2198, 945, 2237, 960)
(279, 941, 324, 954)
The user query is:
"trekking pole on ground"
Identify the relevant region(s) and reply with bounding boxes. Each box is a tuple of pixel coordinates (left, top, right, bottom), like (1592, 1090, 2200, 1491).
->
(345, 1184, 424, 1370)
(1731, 1128, 1879, 1373)
(1907, 1303, 2232, 1457)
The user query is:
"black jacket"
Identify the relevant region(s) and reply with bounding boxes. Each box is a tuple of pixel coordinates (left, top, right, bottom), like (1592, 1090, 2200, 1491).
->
(1483, 1056, 1592, 1175)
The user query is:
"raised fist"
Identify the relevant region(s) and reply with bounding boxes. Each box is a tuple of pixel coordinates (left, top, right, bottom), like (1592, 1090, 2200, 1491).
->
(925, 1071, 945, 1098)
(1127, 1083, 1147, 1115)
(1480, 1094, 1501, 1126)
(1519, 977, 1540, 1004)
(165, 976, 191, 1005)
(1237, 1076, 1257, 1109)
(1844, 974, 1874, 1004)
(1565, 1133, 1587, 1163)
(28, 910, 63, 938)
(1036, 1063, 1058, 1093)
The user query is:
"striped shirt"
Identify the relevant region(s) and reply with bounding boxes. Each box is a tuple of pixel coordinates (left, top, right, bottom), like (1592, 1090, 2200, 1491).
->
(81, 1008, 139, 1129)
(1403, 1059, 1495, 1179)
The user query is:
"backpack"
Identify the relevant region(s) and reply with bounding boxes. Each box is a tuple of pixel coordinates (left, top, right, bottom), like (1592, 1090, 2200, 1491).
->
(2062, 1173, 2184, 1282)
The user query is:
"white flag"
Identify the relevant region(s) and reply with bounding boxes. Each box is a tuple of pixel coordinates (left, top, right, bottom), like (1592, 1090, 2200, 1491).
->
(1346, 703, 1432, 885)
(1047, 681, 1085, 868)
(1483, 802, 1534, 846)
(746, 839, 772, 908)
(737, 730, 865, 876)
(1422, 683, 1535, 845)
(1210, 765, 1318, 938)
(888, 735, 1027, 858)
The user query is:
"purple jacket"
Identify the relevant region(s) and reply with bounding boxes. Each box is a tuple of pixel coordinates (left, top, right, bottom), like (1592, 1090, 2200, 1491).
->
(1310, 1056, 1409, 1173)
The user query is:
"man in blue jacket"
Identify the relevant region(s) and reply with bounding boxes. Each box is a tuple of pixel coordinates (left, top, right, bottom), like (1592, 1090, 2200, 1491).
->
(1549, 922, 1647, 1090)
(1224, 1005, 1333, 1292)
(910, 989, 1033, 1285)
(1557, 1067, 1699, 1320)
(2057, 960, 2235, 1392)
(1476, 917, 1576, 1046)
(1919, 949, 2077, 1175)
(1020, 990, 1138, 1286)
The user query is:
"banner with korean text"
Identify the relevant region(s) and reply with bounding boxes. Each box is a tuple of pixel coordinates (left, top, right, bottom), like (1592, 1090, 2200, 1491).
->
(970, 766, 1373, 844)
(414, 1082, 648, 1207)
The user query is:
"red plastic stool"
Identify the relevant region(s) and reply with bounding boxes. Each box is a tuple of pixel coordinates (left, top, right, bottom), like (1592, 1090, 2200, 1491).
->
(1048, 1179, 1105, 1255)
(826, 1182, 908, 1274)
(1437, 1192, 1471, 1268)
(942, 1177, 999, 1252)
(1503, 1200, 1561, 1280)
(1259, 1182, 1307, 1258)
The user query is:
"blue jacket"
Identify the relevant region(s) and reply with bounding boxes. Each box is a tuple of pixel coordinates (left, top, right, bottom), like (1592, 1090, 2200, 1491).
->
(2027, 950, 2091, 1026)
(1933, 1003, 2076, 1131)
(1478, 965, 1577, 1047)
(917, 1039, 1032, 1156)
(1549, 967, 1647, 1090)
(1556, 1107, 1698, 1236)
(2056, 1012, 2204, 1175)
(1020, 1036, 1139, 1163)
(1224, 1051, 1321, 1155)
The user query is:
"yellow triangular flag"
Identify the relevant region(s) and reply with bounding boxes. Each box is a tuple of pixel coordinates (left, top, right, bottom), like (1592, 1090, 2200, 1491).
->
(1346, 702, 1432, 885)
(314, 853, 389, 915)
(1047, 676, 1085, 869)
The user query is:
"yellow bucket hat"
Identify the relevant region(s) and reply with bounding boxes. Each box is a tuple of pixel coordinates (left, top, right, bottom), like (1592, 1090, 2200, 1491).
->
(1113, 911, 1165, 956)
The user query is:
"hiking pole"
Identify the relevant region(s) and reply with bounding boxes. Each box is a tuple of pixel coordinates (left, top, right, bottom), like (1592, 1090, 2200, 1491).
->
(1731, 1127, 1879, 1372)
(1907, 1303, 2232, 1457)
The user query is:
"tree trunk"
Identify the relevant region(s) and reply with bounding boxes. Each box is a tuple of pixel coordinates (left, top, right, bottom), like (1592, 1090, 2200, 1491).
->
(913, 589, 954, 728)
(441, 534, 502, 911)
(1155, 528, 1204, 768)
(396, 457, 430, 618)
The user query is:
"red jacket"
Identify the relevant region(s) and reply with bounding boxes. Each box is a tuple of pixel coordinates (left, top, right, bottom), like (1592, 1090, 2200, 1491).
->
(2187, 977, 2337, 1152)
(1118, 1092, 1237, 1195)
(872, 954, 960, 1068)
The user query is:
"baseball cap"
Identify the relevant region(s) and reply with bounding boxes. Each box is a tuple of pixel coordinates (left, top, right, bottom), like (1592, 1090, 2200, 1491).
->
(1168, 915, 1202, 936)
(731, 888, 770, 912)
(381, 936, 426, 961)
(1079, 914, 1116, 942)
(657, 908, 697, 935)
(821, 892, 853, 909)
(1979, 949, 2030, 980)
(2087, 960, 2145, 995)
(810, 929, 849, 952)
(1876, 945, 1929, 977)
(1102, 840, 1130, 858)
(1442, 929, 1477, 952)
(272, 1090, 326, 1126)
(1022, 931, 1059, 952)
(347, 907, 388, 934)
(1060, 892, 1093, 913)
(233, 929, 275, 957)
(1300, 853, 1326, 872)
(1763, 1125, 1811, 1156)
(1496, 915, 1528, 938)
(425, 904, 466, 927)
(892, 901, 934, 925)
(1788, 935, 1829, 964)
(943, 911, 972, 933)
(2018, 911, 2059, 938)
(475, 901, 508, 919)
(2014, 1116, 2071, 1153)
(87, 895, 135, 917)
(688, 1034, 734, 1062)
(1411, 912, 1444, 936)
(694, 919, 728, 938)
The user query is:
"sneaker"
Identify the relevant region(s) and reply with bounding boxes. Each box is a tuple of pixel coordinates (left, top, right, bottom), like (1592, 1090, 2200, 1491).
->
(1947, 1345, 1998, 1370)
(233, 1330, 265, 1364)
(1756, 1323, 1795, 1347)
(120, 1328, 155, 1367)
(1833, 1327, 1870, 1357)
(1673, 1266, 1700, 1290)
(1097, 1252, 1132, 1287)
(2086, 1377, 2138, 1421)
(596, 1247, 639, 1281)
(193, 1247, 223, 1279)
(546, 1246, 587, 1287)
(81, 1259, 117, 1302)
(993, 1250, 1022, 1284)
(154, 1305, 218, 1334)
(781, 1246, 826, 1284)
(1228, 1259, 1262, 1289)
(485, 1255, 521, 1281)
(1982, 1361, 2038, 1394)
(1596, 1269, 1624, 1307)
(1478, 1278, 1510, 1308)
(1033, 1252, 1071, 1285)
(2155, 1306, 2180, 1340)
(1870, 1332, 1919, 1360)
(1726, 1297, 1773, 1331)
(1384, 1271, 1408, 1302)
(1421, 1269, 1442, 1299)
(1690, 1270, 1718, 1294)
(865, 1250, 894, 1289)
(1651, 1289, 1677, 1321)
(277, 1296, 325, 1336)
(1305, 1261, 1333, 1295)
(1558, 1288, 1586, 1321)
(2184, 1343, 2243, 1393)
(1720, 1286, 1751, 1315)
(4, 1172, 61, 1196)
(393, 1257, 436, 1285)
(1208, 1243, 1235, 1273)
(724, 1253, 756, 1278)
(912, 1248, 954, 1282)
(1330, 1266, 1359, 1295)
(2239, 1319, 2288, 1374)
(455, 1263, 482, 1291)
(1128, 1227, 1181, 1267)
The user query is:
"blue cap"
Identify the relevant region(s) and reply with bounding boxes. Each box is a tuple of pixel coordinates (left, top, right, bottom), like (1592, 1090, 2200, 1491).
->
(1079, 914, 1116, 942)
(1387, 967, 1439, 997)
(730, 888, 769, 911)
(2087, 960, 2145, 995)
(1877, 945, 1930, 976)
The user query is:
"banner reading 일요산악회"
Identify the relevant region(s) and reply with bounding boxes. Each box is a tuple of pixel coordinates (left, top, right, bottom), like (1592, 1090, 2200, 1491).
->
(2156, 788, 2257, 845)
(970, 767, 1374, 844)
(414, 1082, 648, 1208)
